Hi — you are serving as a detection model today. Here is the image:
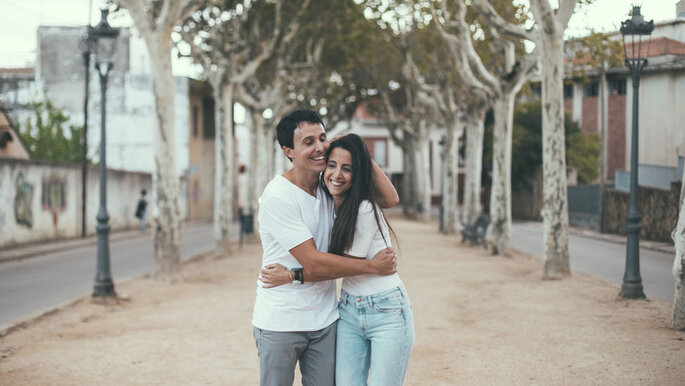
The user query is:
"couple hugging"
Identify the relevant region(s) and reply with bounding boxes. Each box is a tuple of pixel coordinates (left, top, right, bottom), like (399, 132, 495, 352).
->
(252, 110, 415, 386)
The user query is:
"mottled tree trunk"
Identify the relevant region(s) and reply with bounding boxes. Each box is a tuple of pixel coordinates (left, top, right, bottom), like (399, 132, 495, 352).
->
(416, 129, 432, 223)
(400, 139, 418, 219)
(540, 28, 571, 279)
(672, 170, 685, 330)
(463, 104, 486, 225)
(213, 83, 234, 258)
(441, 120, 460, 234)
(247, 109, 265, 216)
(148, 42, 181, 280)
(489, 91, 515, 255)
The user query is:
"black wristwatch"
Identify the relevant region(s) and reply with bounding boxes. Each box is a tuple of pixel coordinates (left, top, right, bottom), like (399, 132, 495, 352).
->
(292, 268, 304, 284)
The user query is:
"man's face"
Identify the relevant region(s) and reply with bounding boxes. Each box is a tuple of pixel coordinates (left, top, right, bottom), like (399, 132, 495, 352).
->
(284, 122, 329, 174)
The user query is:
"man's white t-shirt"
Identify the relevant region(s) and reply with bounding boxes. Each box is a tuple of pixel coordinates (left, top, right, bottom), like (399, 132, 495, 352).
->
(341, 200, 402, 296)
(252, 175, 338, 332)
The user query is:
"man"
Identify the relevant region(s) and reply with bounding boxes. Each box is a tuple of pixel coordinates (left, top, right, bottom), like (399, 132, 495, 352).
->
(252, 110, 399, 386)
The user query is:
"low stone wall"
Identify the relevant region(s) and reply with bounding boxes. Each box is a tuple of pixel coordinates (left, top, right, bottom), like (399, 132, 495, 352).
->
(603, 182, 680, 243)
(0, 159, 152, 248)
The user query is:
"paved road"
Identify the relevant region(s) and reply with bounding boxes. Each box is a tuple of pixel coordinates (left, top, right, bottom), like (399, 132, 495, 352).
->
(0, 222, 217, 327)
(2, 218, 675, 328)
(511, 222, 675, 302)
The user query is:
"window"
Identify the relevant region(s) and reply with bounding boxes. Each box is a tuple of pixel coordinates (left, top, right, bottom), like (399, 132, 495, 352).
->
(202, 97, 215, 139)
(192, 105, 199, 138)
(563, 83, 574, 99)
(609, 78, 627, 95)
(583, 81, 599, 97)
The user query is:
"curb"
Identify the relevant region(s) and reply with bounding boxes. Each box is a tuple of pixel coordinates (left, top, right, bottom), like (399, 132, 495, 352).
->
(0, 249, 214, 338)
(567, 228, 675, 255)
(0, 230, 148, 263)
(0, 220, 213, 263)
(514, 221, 675, 255)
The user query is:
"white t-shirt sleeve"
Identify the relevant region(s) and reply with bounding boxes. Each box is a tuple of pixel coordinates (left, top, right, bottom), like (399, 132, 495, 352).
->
(259, 196, 314, 252)
(345, 201, 381, 258)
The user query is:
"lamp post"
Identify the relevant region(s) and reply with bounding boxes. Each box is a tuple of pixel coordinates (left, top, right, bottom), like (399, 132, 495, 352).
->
(619, 6, 653, 299)
(89, 9, 120, 298)
(78, 31, 91, 239)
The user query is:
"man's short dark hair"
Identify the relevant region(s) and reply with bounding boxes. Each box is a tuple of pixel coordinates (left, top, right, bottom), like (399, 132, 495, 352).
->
(276, 110, 324, 150)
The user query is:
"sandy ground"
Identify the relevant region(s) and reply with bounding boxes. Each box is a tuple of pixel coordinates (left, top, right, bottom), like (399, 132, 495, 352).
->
(1, 216, 684, 385)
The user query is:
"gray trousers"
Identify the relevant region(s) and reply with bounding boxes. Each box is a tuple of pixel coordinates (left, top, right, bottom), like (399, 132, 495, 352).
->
(253, 322, 336, 386)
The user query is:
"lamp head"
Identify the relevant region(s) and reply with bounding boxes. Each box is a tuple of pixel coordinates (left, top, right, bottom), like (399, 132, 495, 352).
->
(88, 9, 120, 67)
(620, 6, 654, 64)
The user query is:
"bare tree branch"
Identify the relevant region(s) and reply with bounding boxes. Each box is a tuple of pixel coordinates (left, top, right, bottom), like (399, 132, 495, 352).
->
(472, 0, 535, 42)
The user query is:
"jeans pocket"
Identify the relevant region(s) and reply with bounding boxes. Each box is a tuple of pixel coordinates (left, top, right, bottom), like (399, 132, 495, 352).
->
(372, 295, 404, 314)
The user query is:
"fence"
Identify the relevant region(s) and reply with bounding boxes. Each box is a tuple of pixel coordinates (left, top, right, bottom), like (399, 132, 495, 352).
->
(567, 184, 602, 229)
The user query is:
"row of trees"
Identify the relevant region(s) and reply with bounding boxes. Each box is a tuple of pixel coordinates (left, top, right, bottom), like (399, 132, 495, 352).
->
(110, 0, 685, 330)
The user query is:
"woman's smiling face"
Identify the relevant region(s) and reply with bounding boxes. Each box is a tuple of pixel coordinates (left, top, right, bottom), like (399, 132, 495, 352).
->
(324, 147, 353, 201)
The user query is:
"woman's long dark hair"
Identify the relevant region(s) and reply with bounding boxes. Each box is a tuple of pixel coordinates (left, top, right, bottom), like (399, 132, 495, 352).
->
(324, 134, 396, 256)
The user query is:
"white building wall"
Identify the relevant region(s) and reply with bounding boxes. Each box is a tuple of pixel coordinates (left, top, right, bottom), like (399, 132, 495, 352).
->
(624, 69, 685, 171)
(0, 159, 152, 248)
(651, 20, 685, 42)
(3, 27, 192, 178)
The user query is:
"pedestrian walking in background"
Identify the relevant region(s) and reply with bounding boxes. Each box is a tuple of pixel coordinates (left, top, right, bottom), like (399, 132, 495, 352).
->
(135, 189, 148, 231)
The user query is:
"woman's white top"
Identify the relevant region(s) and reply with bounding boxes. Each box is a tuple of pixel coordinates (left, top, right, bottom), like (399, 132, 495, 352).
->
(341, 200, 402, 296)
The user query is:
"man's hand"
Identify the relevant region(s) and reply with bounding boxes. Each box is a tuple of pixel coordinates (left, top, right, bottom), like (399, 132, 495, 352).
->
(370, 247, 397, 276)
(260, 263, 292, 288)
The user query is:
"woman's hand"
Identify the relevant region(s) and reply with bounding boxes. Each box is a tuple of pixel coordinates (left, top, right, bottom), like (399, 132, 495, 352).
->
(260, 263, 293, 288)
(370, 247, 397, 276)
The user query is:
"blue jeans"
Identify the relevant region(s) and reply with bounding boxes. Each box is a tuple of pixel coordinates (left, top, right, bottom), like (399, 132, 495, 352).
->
(140, 210, 147, 231)
(336, 285, 414, 386)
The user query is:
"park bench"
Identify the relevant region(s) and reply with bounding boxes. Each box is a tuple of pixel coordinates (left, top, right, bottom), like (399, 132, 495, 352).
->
(461, 215, 489, 248)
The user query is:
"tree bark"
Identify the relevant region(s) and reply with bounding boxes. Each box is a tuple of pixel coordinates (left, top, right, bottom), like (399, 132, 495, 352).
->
(489, 91, 515, 255)
(672, 171, 685, 330)
(463, 103, 486, 225)
(148, 42, 182, 279)
(213, 82, 234, 258)
(247, 109, 266, 217)
(441, 120, 460, 234)
(530, 0, 574, 279)
(416, 125, 432, 223)
(539, 21, 571, 279)
(116, 0, 200, 280)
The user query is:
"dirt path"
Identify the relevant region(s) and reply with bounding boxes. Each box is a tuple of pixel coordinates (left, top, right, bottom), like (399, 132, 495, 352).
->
(1, 216, 684, 385)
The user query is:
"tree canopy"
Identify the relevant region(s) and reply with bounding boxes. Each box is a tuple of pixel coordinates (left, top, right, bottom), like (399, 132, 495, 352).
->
(19, 100, 86, 164)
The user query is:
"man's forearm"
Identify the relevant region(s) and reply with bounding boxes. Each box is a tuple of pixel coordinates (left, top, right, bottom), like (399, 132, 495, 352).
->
(290, 239, 394, 279)
(302, 250, 375, 278)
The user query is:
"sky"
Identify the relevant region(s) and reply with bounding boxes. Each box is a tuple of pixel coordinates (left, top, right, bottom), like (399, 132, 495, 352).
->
(0, 0, 681, 73)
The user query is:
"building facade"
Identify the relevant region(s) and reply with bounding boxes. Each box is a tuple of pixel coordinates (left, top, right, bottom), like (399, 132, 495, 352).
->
(564, 12, 685, 190)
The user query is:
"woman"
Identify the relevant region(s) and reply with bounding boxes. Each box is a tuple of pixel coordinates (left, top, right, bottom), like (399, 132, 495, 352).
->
(264, 134, 414, 385)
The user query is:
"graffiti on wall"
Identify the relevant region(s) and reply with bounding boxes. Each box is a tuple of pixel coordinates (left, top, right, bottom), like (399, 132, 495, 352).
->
(14, 172, 34, 228)
(42, 175, 66, 226)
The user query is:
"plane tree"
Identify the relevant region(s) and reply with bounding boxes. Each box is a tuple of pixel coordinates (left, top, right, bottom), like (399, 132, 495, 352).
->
(431, 0, 537, 255)
(177, 0, 311, 257)
(115, 0, 204, 280)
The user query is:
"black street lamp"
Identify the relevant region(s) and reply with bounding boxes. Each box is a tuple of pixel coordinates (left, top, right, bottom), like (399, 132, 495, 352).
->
(619, 6, 653, 299)
(89, 9, 120, 298)
(78, 31, 91, 239)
